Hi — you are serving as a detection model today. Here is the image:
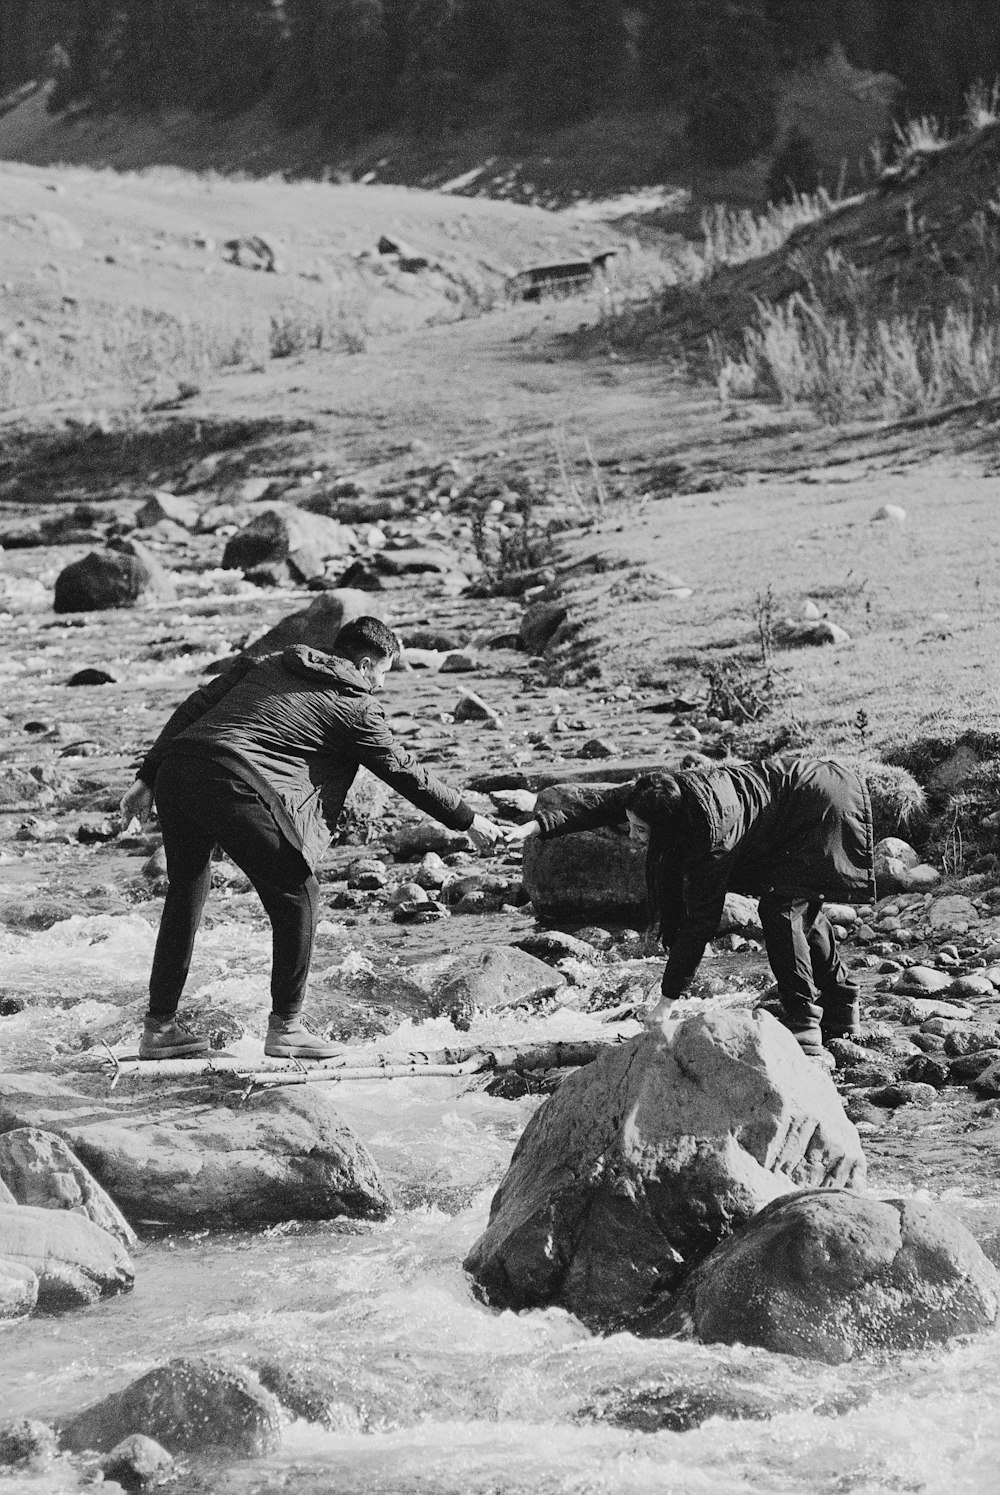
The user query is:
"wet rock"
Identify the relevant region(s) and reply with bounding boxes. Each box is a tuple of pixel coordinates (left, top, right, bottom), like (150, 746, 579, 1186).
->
(645, 1190, 998, 1362)
(0, 1074, 391, 1230)
(844, 1061, 899, 1087)
(971, 1058, 1000, 1097)
(346, 858, 388, 891)
(0, 1128, 137, 1249)
(101, 1434, 174, 1492)
(865, 1081, 937, 1107)
(522, 785, 646, 923)
(440, 650, 478, 673)
(53, 546, 175, 613)
(0, 1258, 38, 1318)
(464, 1008, 865, 1330)
(900, 1054, 951, 1087)
(374, 545, 462, 578)
(388, 821, 472, 859)
(224, 590, 386, 665)
(141, 846, 168, 880)
(222, 506, 353, 584)
(62, 1357, 281, 1456)
(578, 737, 619, 760)
(393, 898, 448, 923)
(515, 929, 596, 963)
(0, 1418, 57, 1465)
(947, 974, 995, 999)
(892, 965, 953, 994)
(386, 881, 428, 906)
(413, 852, 448, 889)
(489, 788, 537, 819)
(928, 895, 979, 929)
(0, 1204, 133, 1309)
(428, 947, 566, 1022)
(67, 667, 117, 686)
(582, 1378, 817, 1432)
(519, 601, 568, 655)
(943, 1024, 1000, 1057)
(337, 558, 384, 590)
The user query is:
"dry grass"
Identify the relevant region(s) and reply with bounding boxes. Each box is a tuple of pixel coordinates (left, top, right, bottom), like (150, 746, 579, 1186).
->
(698, 193, 833, 275)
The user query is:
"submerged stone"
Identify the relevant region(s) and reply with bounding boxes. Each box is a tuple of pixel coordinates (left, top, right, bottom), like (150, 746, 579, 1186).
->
(0, 1204, 133, 1309)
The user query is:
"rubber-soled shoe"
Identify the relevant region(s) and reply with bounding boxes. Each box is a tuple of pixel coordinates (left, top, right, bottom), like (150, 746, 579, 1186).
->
(264, 1017, 340, 1060)
(139, 1017, 210, 1060)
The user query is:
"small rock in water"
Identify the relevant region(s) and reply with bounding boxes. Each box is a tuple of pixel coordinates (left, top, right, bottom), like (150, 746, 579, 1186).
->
(0, 1418, 56, 1466)
(67, 667, 118, 687)
(393, 899, 448, 923)
(101, 1434, 174, 1493)
(865, 1081, 937, 1108)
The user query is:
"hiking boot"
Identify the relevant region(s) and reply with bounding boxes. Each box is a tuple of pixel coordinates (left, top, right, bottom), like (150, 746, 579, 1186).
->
(139, 1016, 210, 1060)
(264, 1016, 340, 1060)
(787, 1020, 825, 1059)
(821, 985, 862, 1041)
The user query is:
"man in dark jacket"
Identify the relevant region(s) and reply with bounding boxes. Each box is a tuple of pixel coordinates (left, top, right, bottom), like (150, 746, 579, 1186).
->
(120, 616, 502, 1060)
(509, 757, 874, 1056)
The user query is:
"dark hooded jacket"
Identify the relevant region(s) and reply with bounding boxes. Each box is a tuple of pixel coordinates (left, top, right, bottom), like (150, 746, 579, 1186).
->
(137, 646, 474, 870)
(536, 756, 874, 1000)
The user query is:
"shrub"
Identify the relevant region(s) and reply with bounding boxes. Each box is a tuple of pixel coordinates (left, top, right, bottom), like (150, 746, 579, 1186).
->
(680, 1, 779, 166)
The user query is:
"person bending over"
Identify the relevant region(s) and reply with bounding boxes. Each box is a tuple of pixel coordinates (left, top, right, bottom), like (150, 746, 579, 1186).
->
(509, 756, 874, 1056)
(120, 616, 503, 1061)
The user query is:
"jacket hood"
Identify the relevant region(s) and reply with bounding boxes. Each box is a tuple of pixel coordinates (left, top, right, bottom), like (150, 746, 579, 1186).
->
(281, 646, 370, 693)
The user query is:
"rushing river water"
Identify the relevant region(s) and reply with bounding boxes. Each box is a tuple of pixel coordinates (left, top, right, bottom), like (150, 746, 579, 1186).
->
(2, 911, 1000, 1495)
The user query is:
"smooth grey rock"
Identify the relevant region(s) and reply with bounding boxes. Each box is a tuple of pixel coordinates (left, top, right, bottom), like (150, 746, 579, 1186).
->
(62, 1357, 281, 1456)
(428, 947, 566, 1021)
(222, 505, 353, 583)
(522, 784, 646, 923)
(0, 1127, 137, 1248)
(101, 1433, 174, 1491)
(464, 1008, 865, 1330)
(646, 1190, 999, 1362)
(0, 1074, 390, 1230)
(0, 1204, 133, 1309)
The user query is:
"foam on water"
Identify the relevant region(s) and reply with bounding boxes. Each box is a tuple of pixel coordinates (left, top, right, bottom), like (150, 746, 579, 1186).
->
(2, 912, 1000, 1494)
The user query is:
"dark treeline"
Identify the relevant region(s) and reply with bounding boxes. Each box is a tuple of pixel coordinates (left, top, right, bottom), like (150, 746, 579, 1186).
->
(1, 0, 1000, 163)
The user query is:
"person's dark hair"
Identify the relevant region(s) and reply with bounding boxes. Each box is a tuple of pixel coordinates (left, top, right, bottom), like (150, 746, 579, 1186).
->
(625, 774, 688, 943)
(333, 616, 401, 665)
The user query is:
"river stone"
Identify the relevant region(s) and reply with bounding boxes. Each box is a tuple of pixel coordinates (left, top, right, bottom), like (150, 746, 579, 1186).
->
(519, 601, 568, 655)
(101, 1433, 174, 1490)
(0, 1128, 137, 1249)
(947, 975, 996, 999)
(874, 837, 920, 869)
(428, 947, 566, 1021)
(717, 893, 762, 935)
(53, 547, 174, 613)
(62, 1357, 281, 1456)
(928, 895, 979, 929)
(522, 785, 646, 923)
(0, 1204, 133, 1309)
(135, 491, 199, 530)
(644, 1190, 999, 1363)
(0, 1074, 390, 1230)
(0, 1418, 57, 1465)
(464, 1008, 865, 1331)
(222, 505, 353, 583)
(232, 589, 384, 664)
(892, 965, 953, 994)
(0, 1258, 38, 1318)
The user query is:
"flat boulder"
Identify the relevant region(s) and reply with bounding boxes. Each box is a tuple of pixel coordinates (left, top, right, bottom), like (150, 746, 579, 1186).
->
(53, 544, 175, 613)
(0, 1127, 137, 1249)
(522, 785, 646, 923)
(222, 505, 354, 583)
(0, 1204, 133, 1309)
(428, 947, 566, 1022)
(0, 1074, 390, 1230)
(464, 1008, 865, 1330)
(645, 1190, 999, 1363)
(62, 1357, 280, 1457)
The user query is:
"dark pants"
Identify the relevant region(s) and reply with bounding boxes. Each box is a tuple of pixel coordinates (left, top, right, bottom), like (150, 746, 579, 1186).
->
(149, 757, 318, 1021)
(757, 892, 855, 1029)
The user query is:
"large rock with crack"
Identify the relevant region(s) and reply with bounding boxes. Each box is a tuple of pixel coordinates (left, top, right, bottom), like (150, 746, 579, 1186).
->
(644, 1189, 999, 1362)
(0, 1127, 137, 1249)
(221, 505, 354, 583)
(61, 1357, 281, 1456)
(0, 1075, 390, 1230)
(464, 1007, 865, 1330)
(522, 784, 647, 923)
(0, 1204, 133, 1309)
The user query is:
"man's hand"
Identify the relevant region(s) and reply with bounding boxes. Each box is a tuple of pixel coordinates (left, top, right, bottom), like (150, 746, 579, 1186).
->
(119, 779, 154, 831)
(467, 814, 504, 852)
(504, 819, 540, 844)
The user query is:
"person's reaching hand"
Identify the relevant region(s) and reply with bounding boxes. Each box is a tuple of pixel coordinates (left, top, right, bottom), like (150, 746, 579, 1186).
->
(119, 779, 154, 831)
(503, 819, 540, 844)
(467, 814, 504, 852)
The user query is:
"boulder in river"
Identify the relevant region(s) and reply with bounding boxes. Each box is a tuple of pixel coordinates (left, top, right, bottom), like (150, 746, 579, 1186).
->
(522, 784, 647, 923)
(53, 544, 175, 613)
(427, 946, 566, 1022)
(0, 1203, 133, 1309)
(222, 505, 354, 583)
(0, 1075, 391, 1230)
(0, 1127, 137, 1249)
(101, 1433, 174, 1491)
(464, 1007, 865, 1330)
(62, 1357, 281, 1457)
(644, 1189, 999, 1363)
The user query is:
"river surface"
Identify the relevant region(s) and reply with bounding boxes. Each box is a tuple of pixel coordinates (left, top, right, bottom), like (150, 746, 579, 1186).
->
(2, 912, 1000, 1495)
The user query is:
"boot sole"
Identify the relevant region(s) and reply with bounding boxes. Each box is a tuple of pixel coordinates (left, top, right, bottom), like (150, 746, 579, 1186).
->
(264, 1045, 339, 1060)
(138, 1045, 210, 1060)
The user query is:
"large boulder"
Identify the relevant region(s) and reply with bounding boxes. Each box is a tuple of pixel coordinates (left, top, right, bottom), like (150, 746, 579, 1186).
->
(61, 1357, 281, 1456)
(221, 505, 354, 583)
(0, 1204, 133, 1309)
(0, 1074, 390, 1230)
(0, 1128, 137, 1249)
(464, 1007, 865, 1330)
(237, 589, 386, 663)
(646, 1190, 1000, 1363)
(425, 946, 567, 1022)
(522, 784, 646, 923)
(53, 543, 175, 613)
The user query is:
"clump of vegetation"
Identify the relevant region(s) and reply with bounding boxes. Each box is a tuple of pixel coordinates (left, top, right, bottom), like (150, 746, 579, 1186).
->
(767, 126, 822, 204)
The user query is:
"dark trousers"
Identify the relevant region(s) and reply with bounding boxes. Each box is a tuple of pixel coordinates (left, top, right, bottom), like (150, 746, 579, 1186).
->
(757, 893, 854, 1028)
(149, 756, 318, 1021)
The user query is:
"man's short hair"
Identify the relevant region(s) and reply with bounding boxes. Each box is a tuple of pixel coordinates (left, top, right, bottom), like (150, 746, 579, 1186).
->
(333, 616, 401, 665)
